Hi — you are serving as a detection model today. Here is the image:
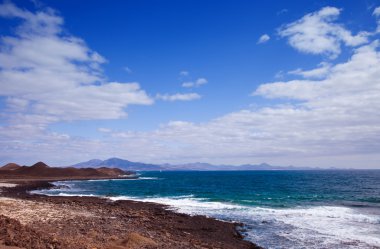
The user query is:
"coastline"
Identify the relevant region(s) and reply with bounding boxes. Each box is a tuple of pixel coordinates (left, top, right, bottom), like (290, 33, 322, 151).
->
(0, 179, 260, 249)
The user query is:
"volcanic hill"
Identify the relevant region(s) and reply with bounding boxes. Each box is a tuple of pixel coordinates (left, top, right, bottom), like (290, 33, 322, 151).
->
(0, 161, 130, 179)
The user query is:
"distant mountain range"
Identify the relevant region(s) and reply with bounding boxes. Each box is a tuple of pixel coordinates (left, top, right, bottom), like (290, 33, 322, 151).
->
(73, 158, 161, 171)
(72, 157, 320, 171)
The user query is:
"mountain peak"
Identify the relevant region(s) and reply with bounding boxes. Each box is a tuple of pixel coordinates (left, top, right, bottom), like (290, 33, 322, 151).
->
(31, 161, 49, 168)
(105, 157, 130, 162)
(259, 163, 270, 167)
(73, 158, 161, 171)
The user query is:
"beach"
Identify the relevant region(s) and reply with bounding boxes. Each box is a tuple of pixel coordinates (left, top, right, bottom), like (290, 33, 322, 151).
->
(0, 180, 259, 249)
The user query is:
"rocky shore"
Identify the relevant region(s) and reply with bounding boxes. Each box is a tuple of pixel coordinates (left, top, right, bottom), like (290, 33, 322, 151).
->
(0, 180, 260, 249)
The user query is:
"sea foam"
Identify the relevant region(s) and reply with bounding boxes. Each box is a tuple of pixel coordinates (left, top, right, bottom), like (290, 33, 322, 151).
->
(31, 171, 380, 249)
(108, 195, 380, 249)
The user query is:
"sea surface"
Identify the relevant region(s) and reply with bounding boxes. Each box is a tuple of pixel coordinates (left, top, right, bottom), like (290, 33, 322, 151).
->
(33, 170, 380, 249)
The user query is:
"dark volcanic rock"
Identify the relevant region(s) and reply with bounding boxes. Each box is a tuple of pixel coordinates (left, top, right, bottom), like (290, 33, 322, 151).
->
(0, 215, 66, 249)
(0, 181, 262, 249)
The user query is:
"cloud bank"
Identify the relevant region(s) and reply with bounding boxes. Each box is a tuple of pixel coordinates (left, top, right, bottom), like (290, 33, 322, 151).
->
(107, 41, 380, 167)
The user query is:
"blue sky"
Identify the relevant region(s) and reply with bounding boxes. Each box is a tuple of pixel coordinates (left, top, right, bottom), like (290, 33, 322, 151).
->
(1, 0, 380, 168)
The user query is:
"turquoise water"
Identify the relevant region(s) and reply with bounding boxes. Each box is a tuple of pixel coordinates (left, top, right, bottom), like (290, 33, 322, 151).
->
(35, 170, 380, 249)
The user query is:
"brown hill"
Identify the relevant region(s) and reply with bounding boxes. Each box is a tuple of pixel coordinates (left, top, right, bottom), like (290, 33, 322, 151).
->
(32, 161, 49, 169)
(0, 163, 21, 171)
(0, 161, 130, 179)
(96, 167, 126, 176)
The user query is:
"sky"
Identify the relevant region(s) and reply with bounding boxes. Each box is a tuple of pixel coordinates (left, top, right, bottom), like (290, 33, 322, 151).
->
(0, 0, 380, 168)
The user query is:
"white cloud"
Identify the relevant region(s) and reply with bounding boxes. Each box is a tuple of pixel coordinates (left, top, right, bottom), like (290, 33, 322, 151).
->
(1, 4, 380, 169)
(257, 34, 270, 44)
(0, 2, 63, 36)
(156, 93, 201, 101)
(374, 7, 380, 17)
(2, 42, 380, 168)
(29, 82, 152, 120)
(0, 2, 153, 123)
(88, 42, 380, 168)
(181, 82, 193, 87)
(288, 62, 331, 79)
(279, 7, 369, 58)
(182, 78, 208, 88)
(0, 2, 154, 166)
(255, 42, 380, 101)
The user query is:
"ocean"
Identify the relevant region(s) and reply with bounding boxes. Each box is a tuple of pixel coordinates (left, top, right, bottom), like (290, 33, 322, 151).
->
(33, 170, 380, 249)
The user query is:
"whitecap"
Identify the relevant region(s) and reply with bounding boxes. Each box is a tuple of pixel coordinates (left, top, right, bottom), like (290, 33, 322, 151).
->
(107, 195, 380, 249)
(31, 183, 380, 249)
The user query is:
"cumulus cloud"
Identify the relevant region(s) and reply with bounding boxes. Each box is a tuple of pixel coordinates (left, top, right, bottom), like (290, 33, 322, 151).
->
(182, 78, 208, 88)
(0, 2, 153, 124)
(1, 3, 380, 168)
(257, 34, 270, 44)
(156, 93, 201, 101)
(255, 42, 380, 101)
(279, 7, 369, 58)
(0, 1, 153, 165)
(288, 62, 331, 79)
(2, 42, 380, 167)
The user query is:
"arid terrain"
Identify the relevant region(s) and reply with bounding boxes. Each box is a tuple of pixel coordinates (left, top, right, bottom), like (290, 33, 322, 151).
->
(0, 163, 259, 249)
